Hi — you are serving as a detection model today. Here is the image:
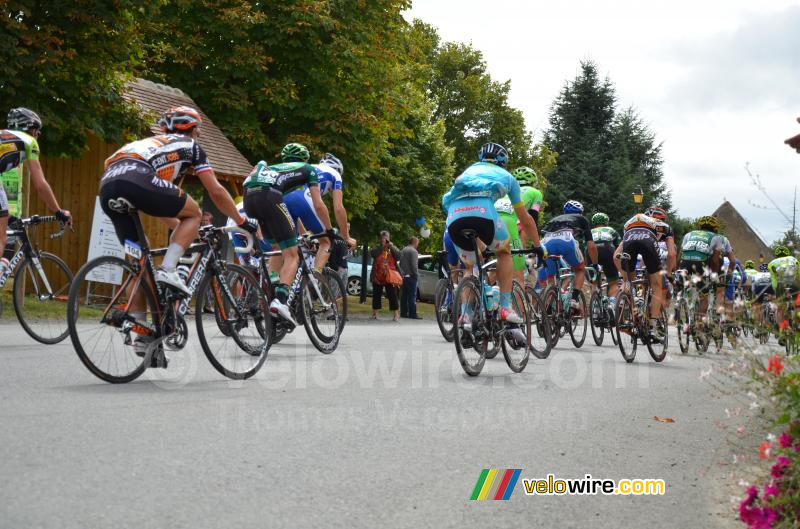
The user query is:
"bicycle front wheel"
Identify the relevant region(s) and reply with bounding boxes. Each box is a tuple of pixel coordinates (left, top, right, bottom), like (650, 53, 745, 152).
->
(453, 276, 485, 376)
(196, 264, 271, 379)
(676, 299, 690, 354)
(501, 280, 531, 373)
(301, 270, 342, 353)
(434, 278, 455, 342)
(67, 256, 154, 383)
(646, 309, 668, 362)
(13, 251, 73, 344)
(568, 289, 588, 348)
(524, 285, 551, 359)
(542, 286, 561, 349)
(589, 290, 604, 346)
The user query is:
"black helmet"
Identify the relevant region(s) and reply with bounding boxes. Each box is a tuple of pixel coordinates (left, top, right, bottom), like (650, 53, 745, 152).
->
(478, 142, 509, 167)
(7, 107, 42, 131)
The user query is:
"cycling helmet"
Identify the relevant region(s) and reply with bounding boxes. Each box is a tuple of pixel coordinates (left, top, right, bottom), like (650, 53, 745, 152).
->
(696, 215, 721, 233)
(7, 107, 42, 131)
(774, 245, 791, 258)
(511, 166, 537, 186)
(563, 200, 584, 215)
(478, 142, 509, 167)
(158, 106, 202, 133)
(645, 206, 668, 220)
(319, 153, 343, 175)
(591, 212, 609, 225)
(281, 142, 310, 162)
(744, 260, 756, 270)
(759, 263, 769, 272)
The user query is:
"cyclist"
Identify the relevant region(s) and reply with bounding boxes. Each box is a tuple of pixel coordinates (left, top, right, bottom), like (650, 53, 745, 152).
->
(100, 106, 257, 297)
(493, 166, 543, 288)
(442, 142, 544, 337)
(589, 212, 621, 307)
(539, 200, 598, 311)
(677, 215, 734, 322)
(615, 212, 665, 339)
(767, 245, 799, 338)
(0, 108, 72, 273)
(644, 206, 677, 312)
(751, 262, 774, 328)
(283, 153, 356, 269)
(242, 142, 334, 323)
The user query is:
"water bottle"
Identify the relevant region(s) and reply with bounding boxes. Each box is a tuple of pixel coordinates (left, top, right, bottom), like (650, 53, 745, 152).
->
(491, 285, 500, 311)
(483, 284, 496, 311)
(176, 264, 191, 284)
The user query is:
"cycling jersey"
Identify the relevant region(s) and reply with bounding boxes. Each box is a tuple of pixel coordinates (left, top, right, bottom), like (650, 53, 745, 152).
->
(541, 214, 593, 243)
(768, 256, 800, 291)
(494, 186, 542, 216)
(680, 230, 731, 262)
(105, 134, 212, 181)
(282, 163, 342, 235)
(0, 129, 39, 173)
(312, 164, 343, 196)
(243, 160, 319, 195)
(592, 226, 621, 246)
(442, 162, 522, 212)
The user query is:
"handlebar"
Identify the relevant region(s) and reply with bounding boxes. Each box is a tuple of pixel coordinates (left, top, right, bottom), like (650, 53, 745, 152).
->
(9, 214, 70, 239)
(222, 226, 255, 254)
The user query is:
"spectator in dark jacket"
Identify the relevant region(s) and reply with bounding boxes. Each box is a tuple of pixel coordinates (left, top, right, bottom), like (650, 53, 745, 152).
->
(400, 237, 421, 319)
(370, 230, 401, 321)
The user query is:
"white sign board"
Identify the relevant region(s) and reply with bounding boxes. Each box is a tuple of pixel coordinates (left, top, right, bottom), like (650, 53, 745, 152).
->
(86, 196, 125, 285)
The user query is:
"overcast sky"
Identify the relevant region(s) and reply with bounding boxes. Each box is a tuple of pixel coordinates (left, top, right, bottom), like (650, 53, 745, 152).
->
(405, 0, 800, 244)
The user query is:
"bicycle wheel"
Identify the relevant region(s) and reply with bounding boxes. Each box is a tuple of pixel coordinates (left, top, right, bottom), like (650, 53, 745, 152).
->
(453, 276, 485, 376)
(434, 278, 455, 342)
(13, 252, 73, 344)
(615, 291, 637, 363)
(589, 290, 604, 346)
(543, 285, 561, 349)
(301, 270, 341, 353)
(501, 280, 531, 373)
(67, 256, 154, 383)
(196, 264, 270, 379)
(676, 299, 690, 354)
(569, 289, 588, 348)
(525, 285, 552, 359)
(646, 309, 668, 362)
(323, 267, 347, 335)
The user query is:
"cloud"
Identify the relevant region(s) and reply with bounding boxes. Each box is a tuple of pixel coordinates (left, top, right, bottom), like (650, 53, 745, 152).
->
(666, 6, 800, 111)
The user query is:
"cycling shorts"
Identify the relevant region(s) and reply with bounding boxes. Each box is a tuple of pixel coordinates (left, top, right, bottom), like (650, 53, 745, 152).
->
(621, 229, 661, 275)
(594, 242, 619, 281)
(445, 197, 509, 265)
(443, 230, 460, 268)
(499, 213, 525, 271)
(284, 186, 324, 235)
(541, 232, 583, 278)
(243, 186, 297, 250)
(0, 184, 7, 217)
(99, 159, 187, 245)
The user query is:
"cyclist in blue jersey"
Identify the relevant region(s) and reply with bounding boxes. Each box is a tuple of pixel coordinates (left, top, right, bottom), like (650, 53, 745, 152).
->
(442, 142, 544, 332)
(283, 153, 356, 269)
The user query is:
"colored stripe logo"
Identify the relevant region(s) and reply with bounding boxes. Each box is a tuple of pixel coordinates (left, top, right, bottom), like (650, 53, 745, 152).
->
(470, 469, 522, 500)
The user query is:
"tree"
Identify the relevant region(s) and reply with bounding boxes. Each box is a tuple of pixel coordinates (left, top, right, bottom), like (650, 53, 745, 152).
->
(771, 229, 800, 257)
(543, 60, 670, 226)
(0, 1, 153, 154)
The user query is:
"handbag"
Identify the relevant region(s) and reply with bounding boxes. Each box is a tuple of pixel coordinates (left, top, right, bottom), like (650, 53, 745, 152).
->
(386, 268, 403, 288)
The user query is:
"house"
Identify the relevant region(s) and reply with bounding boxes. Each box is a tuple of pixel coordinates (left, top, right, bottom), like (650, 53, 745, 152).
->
(24, 79, 253, 274)
(712, 200, 772, 263)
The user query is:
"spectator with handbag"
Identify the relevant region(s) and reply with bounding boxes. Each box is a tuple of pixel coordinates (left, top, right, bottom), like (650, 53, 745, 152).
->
(370, 230, 402, 321)
(400, 236, 421, 319)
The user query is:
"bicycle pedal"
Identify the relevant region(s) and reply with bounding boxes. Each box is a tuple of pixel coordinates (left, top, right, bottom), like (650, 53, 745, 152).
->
(150, 351, 169, 369)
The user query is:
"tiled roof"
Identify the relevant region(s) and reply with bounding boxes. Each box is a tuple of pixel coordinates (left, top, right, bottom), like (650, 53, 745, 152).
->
(123, 78, 252, 179)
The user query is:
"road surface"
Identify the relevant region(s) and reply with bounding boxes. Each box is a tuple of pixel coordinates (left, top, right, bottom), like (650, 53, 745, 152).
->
(0, 318, 745, 528)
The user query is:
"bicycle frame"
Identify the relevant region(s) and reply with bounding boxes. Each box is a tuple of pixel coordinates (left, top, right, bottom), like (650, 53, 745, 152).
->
(1, 216, 63, 295)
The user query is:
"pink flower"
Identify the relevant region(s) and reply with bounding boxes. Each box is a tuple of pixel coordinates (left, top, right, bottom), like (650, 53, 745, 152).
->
(770, 456, 790, 478)
(762, 483, 779, 498)
(778, 432, 793, 449)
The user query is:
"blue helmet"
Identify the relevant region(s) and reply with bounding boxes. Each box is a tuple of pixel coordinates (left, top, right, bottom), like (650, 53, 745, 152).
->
(563, 200, 584, 215)
(478, 142, 509, 167)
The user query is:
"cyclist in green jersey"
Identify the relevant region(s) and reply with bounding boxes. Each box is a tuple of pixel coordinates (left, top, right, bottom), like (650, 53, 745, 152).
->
(493, 166, 543, 287)
(0, 108, 72, 274)
(767, 245, 800, 330)
(589, 212, 621, 304)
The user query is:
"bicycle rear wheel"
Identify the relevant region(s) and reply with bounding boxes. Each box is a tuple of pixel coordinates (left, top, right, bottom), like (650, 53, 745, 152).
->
(542, 285, 561, 349)
(524, 285, 551, 359)
(196, 264, 270, 379)
(646, 308, 668, 362)
(676, 299, 690, 354)
(13, 252, 73, 344)
(67, 256, 154, 383)
(569, 289, 588, 348)
(501, 280, 531, 373)
(615, 291, 637, 363)
(434, 278, 455, 342)
(301, 270, 341, 353)
(589, 290, 604, 346)
(453, 276, 485, 376)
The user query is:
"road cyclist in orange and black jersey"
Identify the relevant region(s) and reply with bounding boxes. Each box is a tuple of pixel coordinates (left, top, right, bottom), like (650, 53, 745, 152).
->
(0, 108, 72, 276)
(98, 106, 257, 353)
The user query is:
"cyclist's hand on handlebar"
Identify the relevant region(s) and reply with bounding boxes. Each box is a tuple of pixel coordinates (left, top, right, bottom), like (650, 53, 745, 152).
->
(347, 236, 357, 249)
(56, 209, 73, 227)
(238, 217, 259, 234)
(531, 245, 546, 259)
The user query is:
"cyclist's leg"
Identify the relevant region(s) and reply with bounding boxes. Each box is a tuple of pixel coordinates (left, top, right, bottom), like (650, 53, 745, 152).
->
(286, 187, 329, 269)
(598, 244, 620, 299)
(636, 235, 663, 319)
(0, 184, 8, 259)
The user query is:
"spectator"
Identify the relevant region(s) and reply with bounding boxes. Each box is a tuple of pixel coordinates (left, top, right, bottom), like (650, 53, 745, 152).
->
(370, 230, 401, 321)
(201, 210, 214, 226)
(400, 236, 421, 319)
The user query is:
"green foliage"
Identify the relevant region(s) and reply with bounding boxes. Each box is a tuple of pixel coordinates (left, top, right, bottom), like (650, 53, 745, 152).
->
(771, 229, 800, 258)
(0, 1, 155, 155)
(543, 60, 670, 227)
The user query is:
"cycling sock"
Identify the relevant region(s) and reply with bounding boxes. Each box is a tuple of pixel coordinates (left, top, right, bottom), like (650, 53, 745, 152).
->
(275, 283, 290, 304)
(161, 243, 185, 272)
(500, 292, 512, 309)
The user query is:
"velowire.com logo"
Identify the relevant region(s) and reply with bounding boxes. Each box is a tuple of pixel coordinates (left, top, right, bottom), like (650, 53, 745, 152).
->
(469, 469, 522, 500)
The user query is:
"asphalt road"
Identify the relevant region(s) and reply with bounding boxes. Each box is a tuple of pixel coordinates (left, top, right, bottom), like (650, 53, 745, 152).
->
(0, 318, 749, 528)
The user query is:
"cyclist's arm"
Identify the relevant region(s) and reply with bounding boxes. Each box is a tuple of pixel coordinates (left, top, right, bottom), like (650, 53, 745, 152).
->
(27, 160, 62, 214)
(613, 241, 625, 274)
(587, 240, 599, 265)
(309, 185, 333, 231)
(330, 188, 355, 246)
(513, 203, 540, 246)
(197, 170, 245, 224)
(667, 236, 677, 273)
